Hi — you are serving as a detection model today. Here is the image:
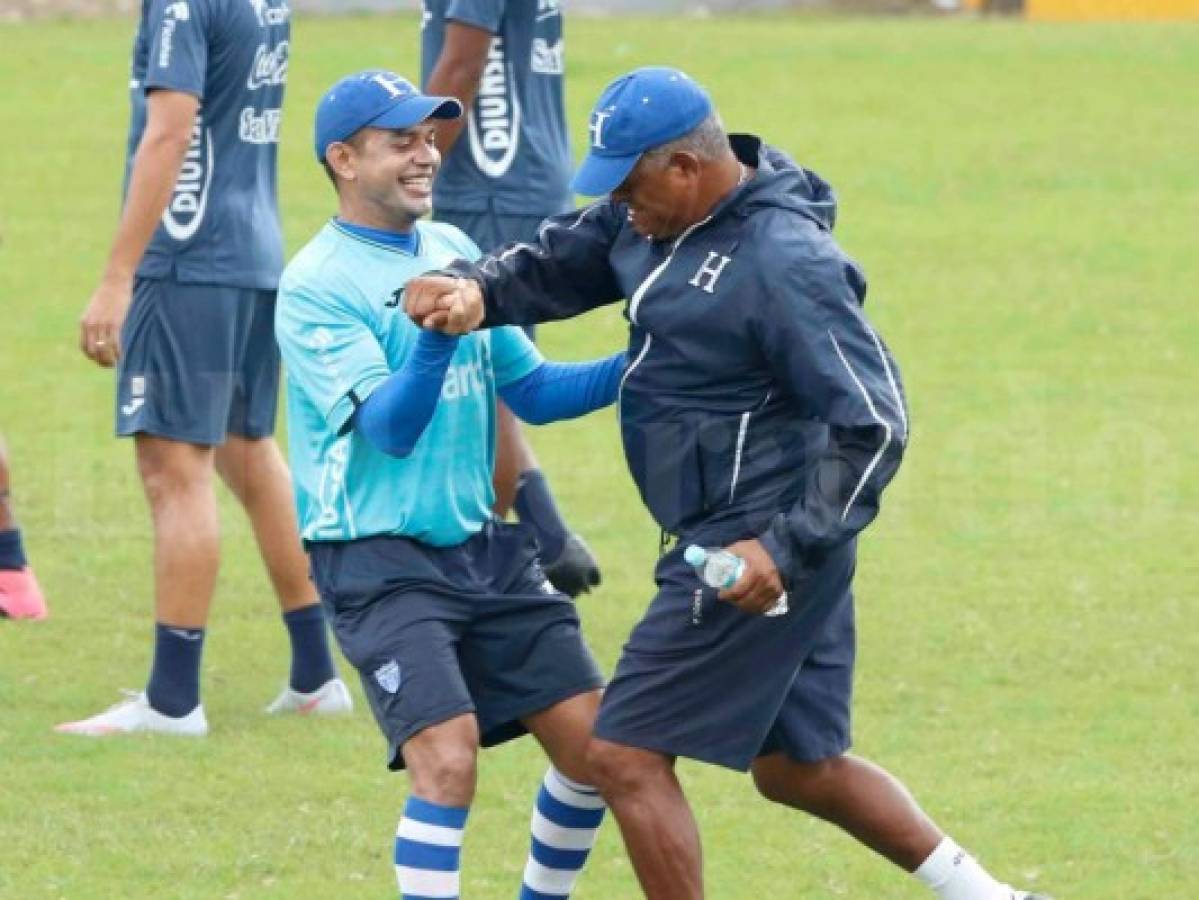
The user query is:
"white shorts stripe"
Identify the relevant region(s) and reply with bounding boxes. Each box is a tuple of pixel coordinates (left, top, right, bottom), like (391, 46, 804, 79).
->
(531, 810, 599, 850)
(394, 865, 459, 898)
(395, 817, 465, 847)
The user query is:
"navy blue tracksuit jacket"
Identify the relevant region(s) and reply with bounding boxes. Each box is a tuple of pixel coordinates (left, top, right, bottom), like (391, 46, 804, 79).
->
(451, 134, 910, 588)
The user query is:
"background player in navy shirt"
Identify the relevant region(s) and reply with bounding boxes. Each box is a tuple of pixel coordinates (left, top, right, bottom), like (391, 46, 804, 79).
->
(421, 0, 602, 597)
(63, 0, 350, 737)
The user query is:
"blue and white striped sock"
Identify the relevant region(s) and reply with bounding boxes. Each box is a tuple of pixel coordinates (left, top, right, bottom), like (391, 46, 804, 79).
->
(394, 796, 469, 899)
(520, 767, 606, 899)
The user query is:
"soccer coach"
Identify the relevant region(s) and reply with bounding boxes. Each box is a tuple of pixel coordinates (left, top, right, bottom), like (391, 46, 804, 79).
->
(406, 68, 1047, 900)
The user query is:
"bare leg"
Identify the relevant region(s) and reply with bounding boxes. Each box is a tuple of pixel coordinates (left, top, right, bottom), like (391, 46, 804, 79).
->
(586, 738, 704, 900)
(522, 689, 603, 782)
(520, 692, 606, 897)
(401, 713, 481, 807)
(214, 435, 317, 613)
(0, 434, 48, 619)
(0, 433, 14, 531)
(136, 435, 219, 628)
(751, 752, 942, 872)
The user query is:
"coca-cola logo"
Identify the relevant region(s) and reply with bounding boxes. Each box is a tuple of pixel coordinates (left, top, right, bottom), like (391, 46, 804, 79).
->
(247, 40, 288, 90)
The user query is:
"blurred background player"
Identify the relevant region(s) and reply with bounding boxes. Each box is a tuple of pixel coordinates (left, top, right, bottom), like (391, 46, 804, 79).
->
(0, 433, 49, 621)
(59, 0, 349, 737)
(421, 0, 601, 597)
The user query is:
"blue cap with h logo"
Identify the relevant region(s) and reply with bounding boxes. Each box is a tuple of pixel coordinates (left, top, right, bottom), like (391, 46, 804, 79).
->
(314, 69, 463, 163)
(571, 67, 713, 197)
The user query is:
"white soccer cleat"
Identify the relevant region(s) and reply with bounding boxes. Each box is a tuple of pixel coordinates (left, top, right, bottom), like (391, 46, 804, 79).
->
(54, 691, 208, 737)
(264, 677, 353, 716)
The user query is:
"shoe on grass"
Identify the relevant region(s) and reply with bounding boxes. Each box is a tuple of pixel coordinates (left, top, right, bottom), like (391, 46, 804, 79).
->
(55, 691, 208, 737)
(265, 676, 353, 716)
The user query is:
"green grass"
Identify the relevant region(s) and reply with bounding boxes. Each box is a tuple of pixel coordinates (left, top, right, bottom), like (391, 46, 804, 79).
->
(2, 12, 1198, 898)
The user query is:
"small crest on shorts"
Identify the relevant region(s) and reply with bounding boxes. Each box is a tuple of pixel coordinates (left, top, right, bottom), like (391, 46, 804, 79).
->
(374, 659, 401, 694)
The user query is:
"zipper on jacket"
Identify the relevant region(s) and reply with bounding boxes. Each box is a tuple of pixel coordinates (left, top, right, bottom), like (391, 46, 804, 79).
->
(627, 215, 714, 324)
(617, 333, 653, 423)
(619, 216, 716, 421)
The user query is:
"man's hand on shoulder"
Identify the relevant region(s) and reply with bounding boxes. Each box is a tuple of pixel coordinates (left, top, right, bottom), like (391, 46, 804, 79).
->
(404, 274, 484, 334)
(718, 538, 785, 615)
(79, 276, 133, 368)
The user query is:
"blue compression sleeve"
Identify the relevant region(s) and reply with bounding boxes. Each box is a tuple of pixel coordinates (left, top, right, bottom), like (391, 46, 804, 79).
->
(498, 353, 626, 425)
(354, 330, 459, 457)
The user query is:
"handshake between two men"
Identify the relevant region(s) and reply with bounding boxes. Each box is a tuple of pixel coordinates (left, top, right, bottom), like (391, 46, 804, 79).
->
(404, 274, 486, 335)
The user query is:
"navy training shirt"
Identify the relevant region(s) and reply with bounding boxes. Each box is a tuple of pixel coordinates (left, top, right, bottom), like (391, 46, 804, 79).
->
(126, 0, 290, 289)
(420, 0, 573, 217)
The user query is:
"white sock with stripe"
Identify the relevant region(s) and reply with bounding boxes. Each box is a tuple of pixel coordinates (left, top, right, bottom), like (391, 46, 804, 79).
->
(394, 796, 469, 899)
(520, 767, 606, 899)
(914, 836, 1010, 900)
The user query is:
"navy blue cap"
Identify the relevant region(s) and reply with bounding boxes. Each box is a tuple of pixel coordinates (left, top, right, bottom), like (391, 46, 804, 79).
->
(314, 69, 463, 163)
(571, 67, 713, 197)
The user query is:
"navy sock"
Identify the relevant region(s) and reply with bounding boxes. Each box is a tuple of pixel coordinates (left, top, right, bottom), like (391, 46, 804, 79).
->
(146, 623, 205, 717)
(0, 528, 27, 570)
(513, 469, 569, 563)
(283, 603, 337, 693)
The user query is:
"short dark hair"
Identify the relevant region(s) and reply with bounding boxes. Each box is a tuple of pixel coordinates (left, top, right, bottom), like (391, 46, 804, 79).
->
(321, 131, 366, 187)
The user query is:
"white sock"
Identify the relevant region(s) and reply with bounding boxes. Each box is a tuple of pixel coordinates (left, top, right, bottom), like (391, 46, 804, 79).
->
(394, 796, 468, 899)
(913, 836, 1008, 900)
(520, 767, 606, 898)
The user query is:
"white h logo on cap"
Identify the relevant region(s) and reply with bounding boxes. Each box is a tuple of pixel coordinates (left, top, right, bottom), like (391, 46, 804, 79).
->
(371, 72, 412, 99)
(589, 111, 611, 149)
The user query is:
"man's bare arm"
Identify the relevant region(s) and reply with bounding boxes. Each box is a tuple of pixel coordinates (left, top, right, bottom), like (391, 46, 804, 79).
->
(423, 20, 494, 156)
(79, 89, 199, 367)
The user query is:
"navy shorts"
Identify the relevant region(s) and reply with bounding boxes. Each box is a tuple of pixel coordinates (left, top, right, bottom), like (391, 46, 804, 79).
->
(116, 276, 280, 445)
(434, 208, 556, 341)
(307, 521, 605, 770)
(594, 540, 858, 772)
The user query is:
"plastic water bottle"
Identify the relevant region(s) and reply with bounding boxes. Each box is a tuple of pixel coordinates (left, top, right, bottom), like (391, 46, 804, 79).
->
(683, 544, 789, 617)
(683, 544, 744, 589)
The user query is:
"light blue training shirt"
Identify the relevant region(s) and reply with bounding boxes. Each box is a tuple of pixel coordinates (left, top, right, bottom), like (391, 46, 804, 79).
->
(275, 219, 541, 545)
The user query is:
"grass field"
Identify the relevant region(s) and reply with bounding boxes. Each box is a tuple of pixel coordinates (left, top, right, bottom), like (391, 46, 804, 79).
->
(2, 12, 1198, 898)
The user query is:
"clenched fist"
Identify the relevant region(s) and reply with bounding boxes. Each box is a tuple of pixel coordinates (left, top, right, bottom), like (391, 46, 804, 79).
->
(404, 274, 485, 335)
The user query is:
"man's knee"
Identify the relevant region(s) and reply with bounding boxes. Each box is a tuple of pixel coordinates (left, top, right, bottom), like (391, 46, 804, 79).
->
(585, 738, 672, 798)
(409, 749, 477, 807)
(403, 722, 480, 807)
(752, 752, 847, 808)
(135, 437, 212, 505)
(215, 436, 287, 500)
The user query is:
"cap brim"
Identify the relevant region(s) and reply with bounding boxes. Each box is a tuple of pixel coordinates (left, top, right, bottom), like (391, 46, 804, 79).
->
(369, 95, 463, 131)
(570, 151, 641, 197)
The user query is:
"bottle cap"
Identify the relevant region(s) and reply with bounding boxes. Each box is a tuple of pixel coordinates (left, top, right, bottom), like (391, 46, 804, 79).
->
(683, 545, 707, 567)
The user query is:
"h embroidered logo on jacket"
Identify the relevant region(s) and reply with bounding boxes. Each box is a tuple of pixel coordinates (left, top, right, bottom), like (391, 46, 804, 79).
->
(689, 251, 732, 294)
